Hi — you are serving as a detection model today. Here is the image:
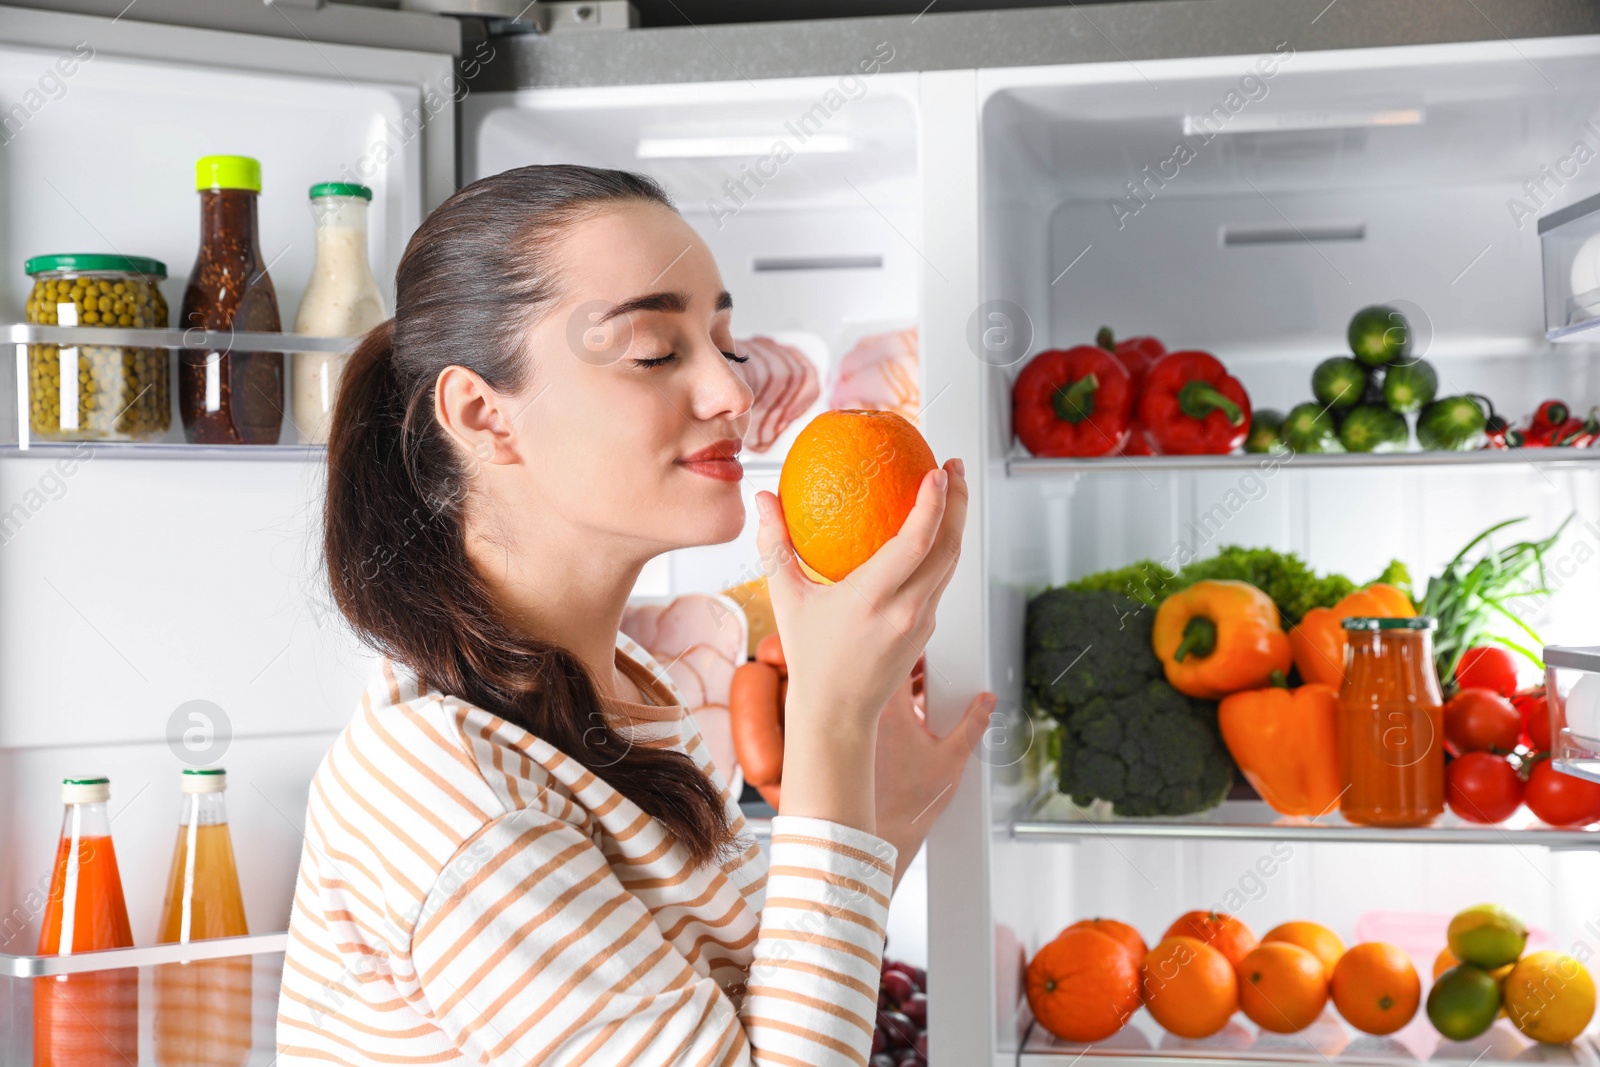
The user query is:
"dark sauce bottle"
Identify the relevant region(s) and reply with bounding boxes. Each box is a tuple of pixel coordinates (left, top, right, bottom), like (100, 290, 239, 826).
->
(180, 155, 283, 444)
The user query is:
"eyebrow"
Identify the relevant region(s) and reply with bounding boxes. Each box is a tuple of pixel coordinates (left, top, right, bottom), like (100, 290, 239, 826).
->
(596, 289, 733, 324)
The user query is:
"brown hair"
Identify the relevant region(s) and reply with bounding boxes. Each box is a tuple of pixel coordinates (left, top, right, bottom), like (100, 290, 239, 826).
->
(324, 165, 744, 867)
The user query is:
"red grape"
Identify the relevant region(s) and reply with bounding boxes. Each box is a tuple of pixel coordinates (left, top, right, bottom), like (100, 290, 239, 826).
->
(903, 991, 927, 1027)
(881, 969, 915, 1006)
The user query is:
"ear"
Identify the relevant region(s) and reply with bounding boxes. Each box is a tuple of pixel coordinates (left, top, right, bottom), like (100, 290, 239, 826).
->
(435, 364, 517, 466)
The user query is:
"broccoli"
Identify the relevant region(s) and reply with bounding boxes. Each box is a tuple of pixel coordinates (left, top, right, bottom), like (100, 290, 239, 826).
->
(1024, 589, 1163, 717)
(1056, 678, 1236, 817)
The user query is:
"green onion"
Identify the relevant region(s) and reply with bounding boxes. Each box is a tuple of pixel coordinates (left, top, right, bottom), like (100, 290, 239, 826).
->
(1419, 515, 1570, 688)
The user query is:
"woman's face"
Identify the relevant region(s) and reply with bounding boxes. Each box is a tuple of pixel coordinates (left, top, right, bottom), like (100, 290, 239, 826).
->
(491, 200, 753, 556)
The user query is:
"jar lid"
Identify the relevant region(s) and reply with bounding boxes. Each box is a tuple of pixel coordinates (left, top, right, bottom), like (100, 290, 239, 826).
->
(61, 776, 110, 804)
(309, 182, 372, 201)
(180, 767, 227, 794)
(1342, 615, 1438, 631)
(197, 155, 261, 193)
(25, 253, 167, 278)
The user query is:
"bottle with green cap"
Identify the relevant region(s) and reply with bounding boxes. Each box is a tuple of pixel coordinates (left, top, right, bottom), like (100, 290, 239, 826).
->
(179, 154, 284, 445)
(35, 776, 138, 1066)
(155, 767, 250, 1067)
(293, 182, 386, 444)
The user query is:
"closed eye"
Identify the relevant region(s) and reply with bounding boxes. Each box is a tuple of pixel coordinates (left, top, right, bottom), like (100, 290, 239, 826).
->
(631, 350, 749, 369)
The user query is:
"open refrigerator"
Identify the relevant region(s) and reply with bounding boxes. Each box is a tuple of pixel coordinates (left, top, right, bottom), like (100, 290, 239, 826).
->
(1, 5, 1599, 1066)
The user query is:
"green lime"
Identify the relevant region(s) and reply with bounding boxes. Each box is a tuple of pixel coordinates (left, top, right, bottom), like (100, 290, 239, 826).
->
(1448, 904, 1528, 969)
(1427, 964, 1502, 1041)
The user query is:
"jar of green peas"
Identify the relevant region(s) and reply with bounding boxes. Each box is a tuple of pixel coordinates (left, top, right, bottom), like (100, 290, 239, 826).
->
(25, 254, 172, 441)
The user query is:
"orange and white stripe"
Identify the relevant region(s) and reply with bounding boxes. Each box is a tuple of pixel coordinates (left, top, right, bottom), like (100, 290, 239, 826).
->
(277, 631, 897, 1066)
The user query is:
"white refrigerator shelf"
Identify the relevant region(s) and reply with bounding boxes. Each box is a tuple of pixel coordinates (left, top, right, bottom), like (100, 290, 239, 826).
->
(1013, 794, 1600, 850)
(1012, 1011, 1600, 1066)
(1007, 450, 1600, 475)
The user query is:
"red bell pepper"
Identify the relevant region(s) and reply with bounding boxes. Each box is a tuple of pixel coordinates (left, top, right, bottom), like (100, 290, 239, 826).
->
(1137, 350, 1252, 454)
(1012, 345, 1134, 457)
(1097, 327, 1165, 456)
(1096, 326, 1165, 392)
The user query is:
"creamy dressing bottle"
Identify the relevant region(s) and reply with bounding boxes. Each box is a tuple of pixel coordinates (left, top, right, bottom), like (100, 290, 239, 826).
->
(292, 183, 386, 444)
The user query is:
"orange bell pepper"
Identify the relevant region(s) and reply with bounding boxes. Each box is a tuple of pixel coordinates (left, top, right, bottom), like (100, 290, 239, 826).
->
(1152, 580, 1292, 699)
(1289, 582, 1416, 688)
(1218, 682, 1342, 817)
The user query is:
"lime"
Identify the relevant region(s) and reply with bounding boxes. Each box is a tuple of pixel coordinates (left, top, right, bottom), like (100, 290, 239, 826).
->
(1448, 904, 1527, 969)
(1428, 964, 1502, 1041)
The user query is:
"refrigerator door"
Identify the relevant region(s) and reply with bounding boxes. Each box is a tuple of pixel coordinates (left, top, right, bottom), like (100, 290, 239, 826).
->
(0, 3, 455, 959)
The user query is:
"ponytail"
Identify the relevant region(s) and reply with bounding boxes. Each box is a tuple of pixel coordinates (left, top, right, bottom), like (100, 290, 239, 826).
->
(323, 167, 743, 868)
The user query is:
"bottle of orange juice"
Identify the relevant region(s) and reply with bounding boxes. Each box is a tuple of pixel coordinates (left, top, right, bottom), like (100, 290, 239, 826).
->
(34, 776, 138, 1067)
(154, 768, 252, 1067)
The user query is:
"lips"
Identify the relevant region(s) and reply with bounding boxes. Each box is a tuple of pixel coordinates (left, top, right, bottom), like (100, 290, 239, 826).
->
(678, 438, 744, 482)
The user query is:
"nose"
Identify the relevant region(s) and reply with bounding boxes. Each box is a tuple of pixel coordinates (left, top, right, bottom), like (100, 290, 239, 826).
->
(688, 340, 754, 428)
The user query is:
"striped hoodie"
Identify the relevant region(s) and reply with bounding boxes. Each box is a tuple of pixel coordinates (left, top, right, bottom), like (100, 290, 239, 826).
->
(276, 630, 897, 1066)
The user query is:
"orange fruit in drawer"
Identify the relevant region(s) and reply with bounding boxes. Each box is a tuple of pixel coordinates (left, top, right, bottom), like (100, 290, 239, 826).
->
(1330, 942, 1420, 1035)
(1062, 918, 1147, 969)
(778, 410, 936, 583)
(1163, 910, 1258, 968)
(1142, 936, 1239, 1039)
(1263, 921, 1346, 981)
(1026, 927, 1141, 1043)
(1236, 942, 1329, 1033)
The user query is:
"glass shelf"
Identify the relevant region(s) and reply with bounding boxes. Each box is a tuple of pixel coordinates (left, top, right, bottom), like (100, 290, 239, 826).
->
(1015, 1010, 1599, 1066)
(1013, 794, 1600, 849)
(1007, 449, 1600, 476)
(4, 323, 360, 352)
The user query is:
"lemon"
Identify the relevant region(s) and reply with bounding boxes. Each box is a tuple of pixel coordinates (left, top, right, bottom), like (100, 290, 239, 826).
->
(1447, 904, 1527, 969)
(1503, 951, 1596, 1044)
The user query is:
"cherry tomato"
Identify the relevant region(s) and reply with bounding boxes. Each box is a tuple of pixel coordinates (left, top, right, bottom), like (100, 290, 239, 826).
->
(1523, 759, 1600, 827)
(1452, 646, 1519, 698)
(1444, 688, 1522, 755)
(1445, 752, 1524, 823)
(1514, 687, 1552, 752)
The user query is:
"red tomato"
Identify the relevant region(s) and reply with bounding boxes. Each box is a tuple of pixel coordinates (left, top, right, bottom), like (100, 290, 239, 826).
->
(1524, 759, 1600, 828)
(1445, 753, 1524, 823)
(1452, 646, 1519, 698)
(1514, 687, 1552, 752)
(1444, 688, 1522, 755)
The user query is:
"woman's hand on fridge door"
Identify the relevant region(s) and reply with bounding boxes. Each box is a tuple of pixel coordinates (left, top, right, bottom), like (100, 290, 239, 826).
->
(873, 665, 996, 895)
(751, 457, 970, 832)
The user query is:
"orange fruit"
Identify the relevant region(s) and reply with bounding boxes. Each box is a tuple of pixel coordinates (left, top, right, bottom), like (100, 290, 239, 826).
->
(1330, 942, 1421, 1035)
(1064, 918, 1148, 969)
(1236, 942, 1330, 1033)
(1026, 927, 1141, 1043)
(1164, 910, 1258, 968)
(777, 410, 937, 582)
(1143, 936, 1239, 1039)
(1264, 921, 1346, 982)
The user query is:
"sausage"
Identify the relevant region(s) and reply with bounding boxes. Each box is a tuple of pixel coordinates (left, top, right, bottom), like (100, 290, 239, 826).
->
(755, 632, 786, 670)
(729, 661, 784, 787)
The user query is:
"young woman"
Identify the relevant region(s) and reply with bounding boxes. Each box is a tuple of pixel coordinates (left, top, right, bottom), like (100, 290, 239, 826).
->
(277, 164, 993, 1065)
